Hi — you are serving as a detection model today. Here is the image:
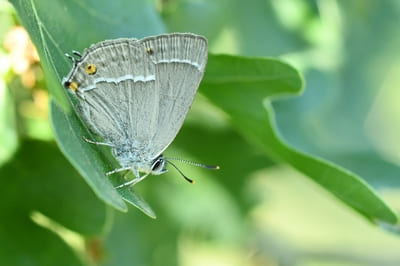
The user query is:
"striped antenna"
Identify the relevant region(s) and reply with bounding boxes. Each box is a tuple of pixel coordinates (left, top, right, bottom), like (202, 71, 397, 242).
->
(166, 157, 220, 184)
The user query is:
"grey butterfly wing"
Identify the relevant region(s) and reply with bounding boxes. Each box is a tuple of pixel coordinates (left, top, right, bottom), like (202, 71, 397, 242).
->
(63, 33, 207, 161)
(63, 38, 159, 146)
(139, 33, 208, 158)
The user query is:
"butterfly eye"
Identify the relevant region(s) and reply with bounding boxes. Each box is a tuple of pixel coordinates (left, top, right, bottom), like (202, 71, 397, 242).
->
(152, 159, 162, 171)
(151, 157, 166, 173)
(85, 63, 97, 75)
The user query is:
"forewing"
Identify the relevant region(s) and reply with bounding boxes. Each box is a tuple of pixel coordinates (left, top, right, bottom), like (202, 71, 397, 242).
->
(64, 39, 159, 146)
(140, 33, 208, 158)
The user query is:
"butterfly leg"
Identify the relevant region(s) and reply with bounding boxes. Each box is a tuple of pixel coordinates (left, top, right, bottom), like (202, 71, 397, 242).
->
(106, 167, 132, 176)
(114, 173, 150, 189)
(82, 136, 115, 147)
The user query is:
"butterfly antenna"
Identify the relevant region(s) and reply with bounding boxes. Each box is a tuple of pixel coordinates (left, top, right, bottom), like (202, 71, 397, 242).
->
(65, 51, 82, 64)
(166, 160, 195, 184)
(65, 53, 75, 63)
(166, 157, 220, 170)
(72, 50, 82, 58)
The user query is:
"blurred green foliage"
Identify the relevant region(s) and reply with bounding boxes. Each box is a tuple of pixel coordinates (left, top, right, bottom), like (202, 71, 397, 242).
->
(2, 0, 400, 265)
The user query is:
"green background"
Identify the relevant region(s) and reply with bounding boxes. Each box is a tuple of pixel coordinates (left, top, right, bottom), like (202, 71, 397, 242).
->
(1, 0, 400, 265)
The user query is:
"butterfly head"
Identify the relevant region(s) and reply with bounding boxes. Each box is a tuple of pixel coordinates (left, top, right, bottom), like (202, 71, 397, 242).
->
(150, 154, 168, 175)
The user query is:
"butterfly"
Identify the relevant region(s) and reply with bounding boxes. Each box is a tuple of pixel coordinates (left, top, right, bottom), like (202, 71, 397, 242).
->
(62, 33, 218, 188)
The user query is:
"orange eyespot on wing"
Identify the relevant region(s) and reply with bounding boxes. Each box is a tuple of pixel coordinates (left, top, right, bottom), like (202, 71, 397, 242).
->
(146, 47, 153, 54)
(68, 81, 79, 92)
(85, 63, 97, 75)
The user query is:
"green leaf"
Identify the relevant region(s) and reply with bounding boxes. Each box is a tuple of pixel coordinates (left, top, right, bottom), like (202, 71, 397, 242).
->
(10, 0, 398, 224)
(162, 1, 400, 225)
(0, 140, 107, 236)
(0, 216, 83, 266)
(49, 100, 127, 212)
(10, 0, 163, 215)
(117, 186, 157, 219)
(0, 139, 108, 265)
(201, 54, 398, 224)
